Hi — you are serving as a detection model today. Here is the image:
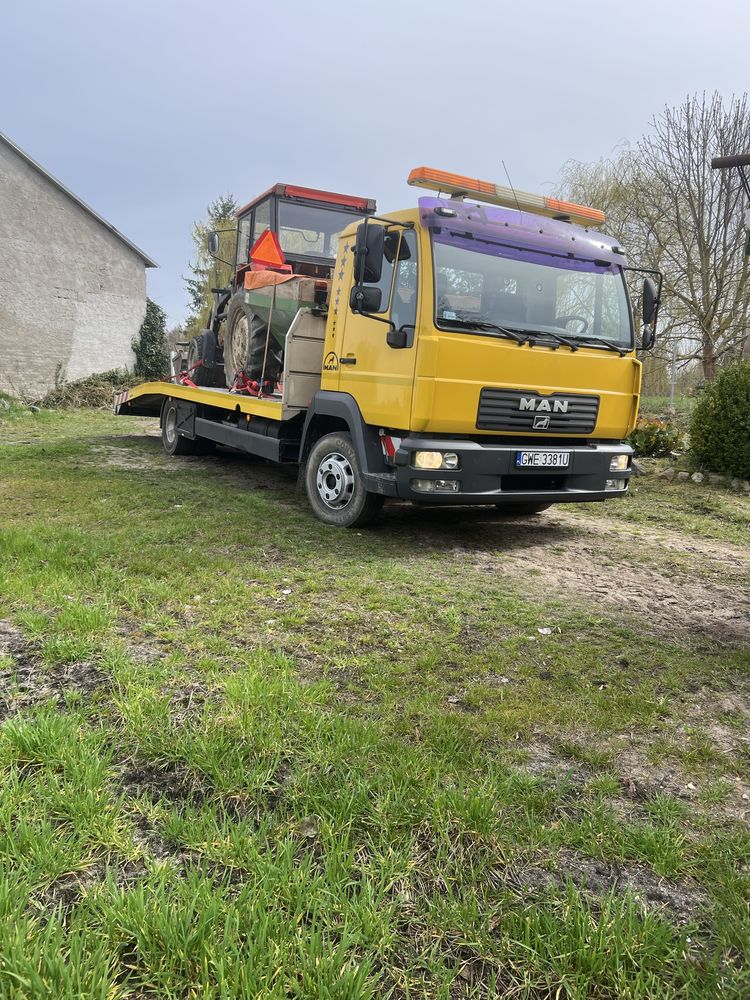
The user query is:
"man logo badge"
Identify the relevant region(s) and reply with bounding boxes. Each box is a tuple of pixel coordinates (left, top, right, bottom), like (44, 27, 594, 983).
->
(519, 397, 569, 413)
(533, 414, 551, 429)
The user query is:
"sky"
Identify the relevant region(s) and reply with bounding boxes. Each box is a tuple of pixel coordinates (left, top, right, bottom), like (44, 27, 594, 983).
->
(2, 0, 749, 326)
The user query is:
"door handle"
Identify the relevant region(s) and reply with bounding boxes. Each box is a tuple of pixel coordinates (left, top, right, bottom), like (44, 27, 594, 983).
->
(340, 357, 357, 365)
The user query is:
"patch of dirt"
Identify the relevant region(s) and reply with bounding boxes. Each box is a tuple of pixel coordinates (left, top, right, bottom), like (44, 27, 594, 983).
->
(0, 620, 109, 720)
(455, 514, 750, 647)
(31, 855, 146, 919)
(117, 757, 258, 823)
(515, 847, 709, 926)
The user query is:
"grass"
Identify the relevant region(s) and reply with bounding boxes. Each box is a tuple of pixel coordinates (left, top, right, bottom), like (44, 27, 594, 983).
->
(0, 408, 749, 998)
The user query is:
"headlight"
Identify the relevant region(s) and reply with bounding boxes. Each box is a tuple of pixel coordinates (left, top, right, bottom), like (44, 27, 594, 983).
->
(609, 454, 630, 472)
(605, 479, 627, 491)
(413, 450, 460, 470)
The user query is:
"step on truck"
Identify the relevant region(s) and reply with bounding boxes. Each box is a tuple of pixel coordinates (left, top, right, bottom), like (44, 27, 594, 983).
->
(115, 167, 662, 527)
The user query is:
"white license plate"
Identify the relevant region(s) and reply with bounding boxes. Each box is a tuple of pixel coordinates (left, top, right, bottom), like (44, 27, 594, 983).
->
(514, 451, 570, 469)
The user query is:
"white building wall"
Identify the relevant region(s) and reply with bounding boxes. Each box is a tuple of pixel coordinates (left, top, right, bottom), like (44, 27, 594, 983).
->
(0, 140, 148, 398)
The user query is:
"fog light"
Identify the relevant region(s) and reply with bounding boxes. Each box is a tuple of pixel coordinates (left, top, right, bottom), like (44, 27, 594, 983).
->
(411, 479, 461, 493)
(413, 450, 460, 470)
(609, 454, 630, 472)
(605, 478, 626, 491)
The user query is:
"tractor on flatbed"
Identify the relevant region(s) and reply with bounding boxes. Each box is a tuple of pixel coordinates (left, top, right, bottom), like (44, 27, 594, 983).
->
(116, 167, 662, 527)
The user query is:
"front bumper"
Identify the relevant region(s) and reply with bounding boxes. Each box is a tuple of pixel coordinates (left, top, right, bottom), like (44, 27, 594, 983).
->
(393, 438, 632, 504)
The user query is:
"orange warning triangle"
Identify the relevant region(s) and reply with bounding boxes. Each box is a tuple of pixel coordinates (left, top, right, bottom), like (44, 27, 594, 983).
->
(250, 228, 286, 268)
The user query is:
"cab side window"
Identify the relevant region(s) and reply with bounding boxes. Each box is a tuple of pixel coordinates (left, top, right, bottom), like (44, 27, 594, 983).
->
(391, 231, 418, 338)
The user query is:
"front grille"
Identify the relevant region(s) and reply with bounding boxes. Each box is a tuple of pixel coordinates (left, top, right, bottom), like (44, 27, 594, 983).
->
(501, 474, 567, 492)
(477, 388, 599, 434)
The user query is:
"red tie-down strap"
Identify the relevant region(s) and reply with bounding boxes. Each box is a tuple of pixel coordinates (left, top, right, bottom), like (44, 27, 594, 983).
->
(229, 372, 278, 397)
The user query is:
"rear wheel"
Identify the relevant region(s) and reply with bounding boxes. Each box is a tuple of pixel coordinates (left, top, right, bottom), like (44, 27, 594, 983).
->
(224, 293, 283, 387)
(161, 399, 196, 456)
(494, 503, 551, 515)
(305, 433, 384, 527)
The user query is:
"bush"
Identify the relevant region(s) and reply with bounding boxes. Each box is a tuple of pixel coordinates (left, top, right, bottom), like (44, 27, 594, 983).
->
(132, 298, 169, 380)
(628, 417, 685, 457)
(40, 369, 137, 409)
(690, 361, 750, 478)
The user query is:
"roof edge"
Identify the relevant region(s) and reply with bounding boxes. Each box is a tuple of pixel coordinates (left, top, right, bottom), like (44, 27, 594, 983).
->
(0, 131, 158, 268)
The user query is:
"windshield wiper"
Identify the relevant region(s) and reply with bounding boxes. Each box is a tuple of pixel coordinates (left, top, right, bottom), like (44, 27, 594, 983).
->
(440, 319, 528, 344)
(527, 330, 580, 352)
(567, 335, 629, 357)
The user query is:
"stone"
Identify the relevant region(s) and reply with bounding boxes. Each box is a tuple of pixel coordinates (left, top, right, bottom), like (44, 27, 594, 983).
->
(631, 459, 647, 477)
(731, 478, 742, 490)
(742, 481, 750, 493)
(28, 404, 40, 413)
(0, 399, 10, 411)
(690, 472, 704, 484)
(677, 471, 690, 482)
(708, 473, 725, 486)
(657, 467, 676, 481)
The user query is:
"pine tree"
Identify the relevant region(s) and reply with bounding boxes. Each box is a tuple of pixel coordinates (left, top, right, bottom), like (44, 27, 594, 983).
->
(132, 298, 169, 380)
(183, 194, 238, 338)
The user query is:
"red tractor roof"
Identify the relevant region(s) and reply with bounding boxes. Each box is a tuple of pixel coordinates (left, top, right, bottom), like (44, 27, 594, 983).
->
(236, 183, 376, 218)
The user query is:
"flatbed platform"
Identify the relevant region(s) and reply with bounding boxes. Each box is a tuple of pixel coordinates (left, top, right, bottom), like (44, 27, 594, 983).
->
(114, 381, 285, 420)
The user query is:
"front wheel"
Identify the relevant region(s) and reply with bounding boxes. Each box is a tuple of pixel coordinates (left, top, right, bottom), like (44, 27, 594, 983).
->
(305, 433, 384, 527)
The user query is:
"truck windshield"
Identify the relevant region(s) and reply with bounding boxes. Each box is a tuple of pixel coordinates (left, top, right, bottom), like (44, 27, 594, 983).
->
(278, 202, 364, 261)
(432, 236, 632, 347)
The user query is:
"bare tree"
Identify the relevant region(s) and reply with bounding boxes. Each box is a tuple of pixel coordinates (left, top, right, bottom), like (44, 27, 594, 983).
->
(561, 93, 750, 380)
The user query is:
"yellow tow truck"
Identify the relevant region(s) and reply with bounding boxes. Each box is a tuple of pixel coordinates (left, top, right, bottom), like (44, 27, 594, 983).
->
(115, 167, 662, 527)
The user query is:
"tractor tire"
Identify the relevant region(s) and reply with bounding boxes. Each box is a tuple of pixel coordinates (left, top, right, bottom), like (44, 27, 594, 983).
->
(304, 432, 384, 528)
(161, 399, 196, 456)
(224, 293, 283, 388)
(494, 503, 551, 515)
(187, 330, 217, 387)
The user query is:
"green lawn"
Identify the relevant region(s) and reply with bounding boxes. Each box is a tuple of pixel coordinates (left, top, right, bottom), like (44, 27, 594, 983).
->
(1, 408, 749, 999)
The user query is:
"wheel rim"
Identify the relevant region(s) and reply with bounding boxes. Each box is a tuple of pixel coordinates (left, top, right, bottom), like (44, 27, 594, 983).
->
(315, 452, 355, 509)
(228, 314, 249, 376)
(165, 407, 177, 445)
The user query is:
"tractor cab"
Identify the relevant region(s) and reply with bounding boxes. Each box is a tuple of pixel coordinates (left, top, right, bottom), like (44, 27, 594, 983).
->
(234, 184, 376, 281)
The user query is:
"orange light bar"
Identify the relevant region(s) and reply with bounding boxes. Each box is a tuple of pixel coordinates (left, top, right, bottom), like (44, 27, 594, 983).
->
(408, 166, 605, 227)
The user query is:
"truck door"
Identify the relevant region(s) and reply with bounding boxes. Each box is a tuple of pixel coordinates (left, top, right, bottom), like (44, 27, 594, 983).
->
(338, 229, 419, 430)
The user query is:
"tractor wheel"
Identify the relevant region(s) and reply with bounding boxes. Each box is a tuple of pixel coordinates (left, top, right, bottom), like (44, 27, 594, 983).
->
(305, 433, 384, 528)
(187, 330, 216, 387)
(161, 399, 196, 456)
(224, 293, 283, 387)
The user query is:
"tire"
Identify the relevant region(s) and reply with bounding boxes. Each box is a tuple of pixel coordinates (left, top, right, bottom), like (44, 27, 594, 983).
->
(305, 432, 385, 528)
(494, 503, 551, 515)
(187, 331, 216, 387)
(161, 399, 196, 456)
(224, 293, 283, 388)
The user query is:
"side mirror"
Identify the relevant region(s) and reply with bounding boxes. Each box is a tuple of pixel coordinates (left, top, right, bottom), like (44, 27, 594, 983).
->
(387, 326, 409, 349)
(207, 232, 219, 255)
(641, 276, 659, 350)
(350, 285, 382, 314)
(353, 222, 385, 284)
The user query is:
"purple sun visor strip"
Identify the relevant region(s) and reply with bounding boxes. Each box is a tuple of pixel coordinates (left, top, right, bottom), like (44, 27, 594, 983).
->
(418, 196, 627, 271)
